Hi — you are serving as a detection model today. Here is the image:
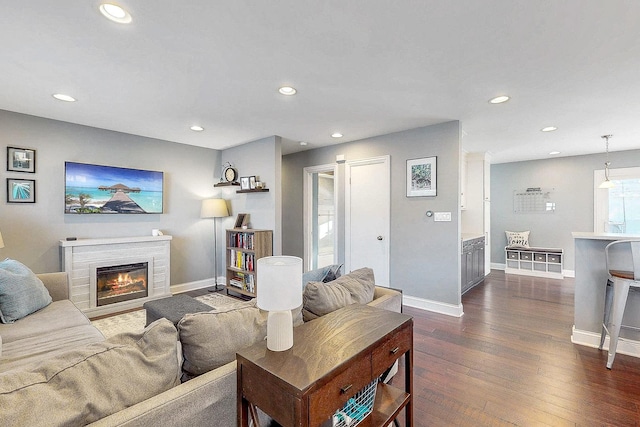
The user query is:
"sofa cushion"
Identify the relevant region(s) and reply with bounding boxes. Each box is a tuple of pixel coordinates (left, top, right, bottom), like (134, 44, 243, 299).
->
(302, 267, 375, 321)
(0, 259, 52, 323)
(178, 300, 268, 376)
(0, 318, 180, 426)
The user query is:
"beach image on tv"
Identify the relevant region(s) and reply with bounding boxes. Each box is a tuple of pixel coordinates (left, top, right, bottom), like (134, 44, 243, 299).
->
(65, 162, 163, 214)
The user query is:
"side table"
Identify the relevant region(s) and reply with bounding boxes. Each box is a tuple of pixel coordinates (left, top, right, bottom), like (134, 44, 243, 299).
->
(237, 304, 413, 427)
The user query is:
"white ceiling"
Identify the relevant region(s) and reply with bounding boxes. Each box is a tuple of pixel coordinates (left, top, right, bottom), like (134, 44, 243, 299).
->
(2, 1, 640, 163)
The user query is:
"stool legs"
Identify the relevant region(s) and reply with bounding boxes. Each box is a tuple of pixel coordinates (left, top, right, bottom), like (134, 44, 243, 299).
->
(599, 279, 614, 350)
(605, 278, 632, 369)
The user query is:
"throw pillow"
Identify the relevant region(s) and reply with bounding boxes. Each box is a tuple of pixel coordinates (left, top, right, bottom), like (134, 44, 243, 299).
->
(302, 267, 376, 320)
(505, 231, 530, 248)
(0, 258, 52, 323)
(302, 264, 343, 288)
(0, 318, 181, 426)
(322, 264, 343, 283)
(178, 300, 268, 376)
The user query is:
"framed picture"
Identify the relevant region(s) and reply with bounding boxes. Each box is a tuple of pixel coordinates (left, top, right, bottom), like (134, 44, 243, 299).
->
(406, 156, 437, 197)
(234, 213, 249, 228)
(240, 176, 251, 190)
(249, 176, 257, 189)
(7, 178, 36, 203)
(7, 146, 36, 173)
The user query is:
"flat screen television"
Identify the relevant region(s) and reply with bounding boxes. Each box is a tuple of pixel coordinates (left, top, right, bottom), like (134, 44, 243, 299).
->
(65, 162, 163, 214)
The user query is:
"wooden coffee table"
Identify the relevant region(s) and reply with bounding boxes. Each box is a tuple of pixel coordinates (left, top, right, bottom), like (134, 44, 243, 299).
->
(237, 304, 413, 426)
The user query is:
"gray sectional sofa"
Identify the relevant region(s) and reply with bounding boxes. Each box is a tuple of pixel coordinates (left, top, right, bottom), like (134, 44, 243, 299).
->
(0, 270, 403, 426)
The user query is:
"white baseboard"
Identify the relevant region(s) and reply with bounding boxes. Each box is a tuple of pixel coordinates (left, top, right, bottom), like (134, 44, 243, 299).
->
(170, 276, 225, 294)
(571, 326, 640, 360)
(403, 295, 464, 317)
(490, 263, 575, 278)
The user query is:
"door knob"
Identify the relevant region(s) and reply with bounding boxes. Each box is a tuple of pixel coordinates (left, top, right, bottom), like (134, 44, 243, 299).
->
(377, 236, 383, 240)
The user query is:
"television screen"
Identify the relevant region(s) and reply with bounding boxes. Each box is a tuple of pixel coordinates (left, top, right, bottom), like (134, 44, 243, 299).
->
(65, 162, 163, 214)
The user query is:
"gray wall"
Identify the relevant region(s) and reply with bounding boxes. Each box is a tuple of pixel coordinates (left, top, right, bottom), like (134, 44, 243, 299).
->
(0, 110, 221, 286)
(283, 121, 462, 305)
(491, 148, 640, 271)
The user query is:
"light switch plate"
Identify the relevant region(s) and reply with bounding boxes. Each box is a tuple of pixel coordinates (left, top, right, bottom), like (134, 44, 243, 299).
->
(434, 212, 452, 222)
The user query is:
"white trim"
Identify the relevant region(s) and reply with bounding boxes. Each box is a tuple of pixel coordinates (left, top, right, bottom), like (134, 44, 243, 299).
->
(403, 294, 464, 317)
(170, 277, 220, 294)
(303, 163, 338, 272)
(345, 155, 390, 285)
(492, 262, 506, 270)
(571, 326, 640, 360)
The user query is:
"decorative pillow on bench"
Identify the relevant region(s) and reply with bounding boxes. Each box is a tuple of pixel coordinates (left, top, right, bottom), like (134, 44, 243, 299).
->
(505, 231, 530, 248)
(0, 258, 52, 323)
(0, 318, 181, 426)
(302, 267, 375, 321)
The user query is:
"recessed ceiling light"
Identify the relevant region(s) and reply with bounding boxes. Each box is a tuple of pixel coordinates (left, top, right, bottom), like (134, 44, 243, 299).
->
(278, 86, 297, 96)
(541, 126, 558, 132)
(331, 132, 343, 138)
(549, 151, 561, 155)
(99, 3, 132, 24)
(489, 95, 510, 104)
(299, 141, 308, 146)
(190, 125, 204, 132)
(52, 93, 76, 102)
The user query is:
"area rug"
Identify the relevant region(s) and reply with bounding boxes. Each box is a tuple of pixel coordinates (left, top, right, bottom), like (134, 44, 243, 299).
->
(91, 293, 245, 338)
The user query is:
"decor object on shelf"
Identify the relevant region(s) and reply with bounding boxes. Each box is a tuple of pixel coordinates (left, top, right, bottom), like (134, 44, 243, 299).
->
(249, 176, 256, 189)
(256, 256, 302, 351)
(407, 156, 437, 197)
(599, 134, 615, 189)
(64, 162, 163, 214)
(221, 161, 238, 184)
(240, 176, 251, 190)
(201, 198, 230, 292)
(7, 146, 35, 173)
(234, 213, 249, 229)
(505, 230, 530, 247)
(7, 178, 35, 203)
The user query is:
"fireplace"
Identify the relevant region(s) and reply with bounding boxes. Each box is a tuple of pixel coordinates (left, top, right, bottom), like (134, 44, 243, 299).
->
(96, 262, 148, 306)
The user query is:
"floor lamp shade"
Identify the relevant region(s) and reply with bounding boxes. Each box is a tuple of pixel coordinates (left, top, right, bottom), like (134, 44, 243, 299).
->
(200, 198, 229, 218)
(257, 256, 303, 351)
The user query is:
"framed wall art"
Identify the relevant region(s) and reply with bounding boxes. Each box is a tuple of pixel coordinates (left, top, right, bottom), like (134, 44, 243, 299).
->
(406, 156, 437, 197)
(7, 146, 36, 173)
(240, 176, 251, 190)
(7, 178, 36, 203)
(234, 213, 249, 228)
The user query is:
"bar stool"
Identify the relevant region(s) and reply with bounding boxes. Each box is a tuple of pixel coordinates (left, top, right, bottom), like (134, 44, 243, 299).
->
(599, 240, 640, 369)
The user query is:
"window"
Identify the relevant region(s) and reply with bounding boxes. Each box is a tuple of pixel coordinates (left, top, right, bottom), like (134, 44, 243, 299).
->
(594, 167, 640, 233)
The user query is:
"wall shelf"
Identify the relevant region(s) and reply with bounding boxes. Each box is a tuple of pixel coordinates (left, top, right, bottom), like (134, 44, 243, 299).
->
(214, 182, 240, 187)
(236, 189, 269, 193)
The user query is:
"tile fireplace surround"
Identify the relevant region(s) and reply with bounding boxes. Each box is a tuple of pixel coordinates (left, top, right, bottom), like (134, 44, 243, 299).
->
(59, 235, 172, 317)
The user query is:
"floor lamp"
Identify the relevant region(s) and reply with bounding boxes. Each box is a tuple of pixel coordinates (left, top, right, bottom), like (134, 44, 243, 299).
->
(201, 199, 229, 292)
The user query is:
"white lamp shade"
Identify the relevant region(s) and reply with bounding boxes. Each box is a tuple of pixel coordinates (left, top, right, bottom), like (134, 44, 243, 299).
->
(200, 199, 229, 218)
(257, 256, 302, 311)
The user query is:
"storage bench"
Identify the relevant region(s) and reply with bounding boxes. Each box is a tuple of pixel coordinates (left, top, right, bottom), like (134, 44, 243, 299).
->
(504, 246, 563, 279)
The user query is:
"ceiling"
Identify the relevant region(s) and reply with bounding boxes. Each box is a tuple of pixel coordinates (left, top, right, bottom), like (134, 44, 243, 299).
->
(2, 1, 639, 164)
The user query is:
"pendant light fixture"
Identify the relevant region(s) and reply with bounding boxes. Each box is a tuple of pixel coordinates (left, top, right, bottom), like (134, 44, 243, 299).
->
(599, 134, 615, 189)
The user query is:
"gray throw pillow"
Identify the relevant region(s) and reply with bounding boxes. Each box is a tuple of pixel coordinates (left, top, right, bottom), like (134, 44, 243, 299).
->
(302, 267, 376, 320)
(178, 300, 268, 376)
(0, 258, 52, 323)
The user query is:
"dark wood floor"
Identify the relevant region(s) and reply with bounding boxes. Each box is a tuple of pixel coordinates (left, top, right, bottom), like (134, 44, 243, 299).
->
(392, 270, 640, 426)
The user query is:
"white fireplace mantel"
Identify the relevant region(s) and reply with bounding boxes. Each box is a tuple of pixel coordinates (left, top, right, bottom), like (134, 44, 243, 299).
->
(59, 235, 172, 317)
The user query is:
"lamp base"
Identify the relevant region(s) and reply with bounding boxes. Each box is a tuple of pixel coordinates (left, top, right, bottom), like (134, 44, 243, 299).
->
(266, 310, 293, 351)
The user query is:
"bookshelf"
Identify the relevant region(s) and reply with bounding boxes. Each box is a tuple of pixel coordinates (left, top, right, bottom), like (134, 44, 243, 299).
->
(226, 228, 273, 298)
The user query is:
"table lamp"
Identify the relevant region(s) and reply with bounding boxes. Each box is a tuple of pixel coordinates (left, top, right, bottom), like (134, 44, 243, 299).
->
(257, 256, 302, 351)
(201, 199, 229, 291)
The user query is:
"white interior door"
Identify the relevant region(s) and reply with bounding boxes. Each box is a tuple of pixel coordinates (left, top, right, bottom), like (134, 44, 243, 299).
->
(345, 156, 390, 286)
